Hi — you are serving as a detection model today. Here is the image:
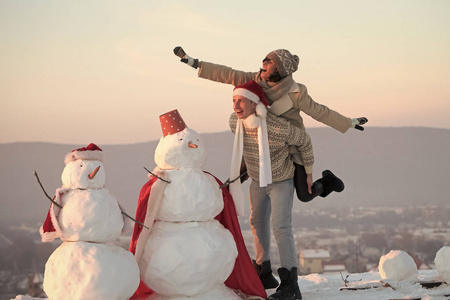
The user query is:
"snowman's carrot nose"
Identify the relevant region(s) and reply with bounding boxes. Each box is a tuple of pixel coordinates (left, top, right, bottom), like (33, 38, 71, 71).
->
(188, 141, 198, 148)
(88, 166, 101, 179)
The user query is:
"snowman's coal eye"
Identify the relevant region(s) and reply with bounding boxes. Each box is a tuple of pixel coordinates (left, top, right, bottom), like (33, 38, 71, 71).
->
(179, 138, 183, 141)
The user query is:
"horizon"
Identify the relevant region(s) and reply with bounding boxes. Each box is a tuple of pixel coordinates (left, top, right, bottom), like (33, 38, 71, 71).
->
(2, 0, 450, 145)
(1, 125, 449, 146)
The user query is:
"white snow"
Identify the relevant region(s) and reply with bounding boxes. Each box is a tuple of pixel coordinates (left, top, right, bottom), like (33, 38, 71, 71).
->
(435, 246, 450, 283)
(296, 269, 450, 300)
(146, 285, 242, 300)
(379, 250, 418, 281)
(44, 241, 140, 300)
(59, 188, 124, 242)
(61, 160, 106, 189)
(156, 168, 223, 221)
(11, 269, 450, 300)
(154, 128, 206, 170)
(139, 220, 237, 297)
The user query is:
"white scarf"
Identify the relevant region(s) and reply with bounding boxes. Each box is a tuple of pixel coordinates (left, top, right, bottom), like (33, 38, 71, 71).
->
(135, 168, 168, 263)
(230, 113, 272, 216)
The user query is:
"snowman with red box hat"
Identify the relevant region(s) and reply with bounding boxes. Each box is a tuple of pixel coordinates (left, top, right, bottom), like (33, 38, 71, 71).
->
(129, 109, 267, 300)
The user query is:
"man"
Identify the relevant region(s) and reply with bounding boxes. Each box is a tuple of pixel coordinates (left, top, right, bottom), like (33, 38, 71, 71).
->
(229, 81, 344, 300)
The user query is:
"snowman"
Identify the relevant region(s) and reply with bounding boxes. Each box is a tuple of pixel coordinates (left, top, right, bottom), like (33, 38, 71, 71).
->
(40, 143, 140, 300)
(128, 110, 266, 300)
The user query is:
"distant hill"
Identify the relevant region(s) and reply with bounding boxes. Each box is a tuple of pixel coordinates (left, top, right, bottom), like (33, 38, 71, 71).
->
(1, 127, 449, 226)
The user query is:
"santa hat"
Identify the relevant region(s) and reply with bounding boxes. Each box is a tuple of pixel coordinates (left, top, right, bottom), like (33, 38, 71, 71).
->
(266, 49, 299, 78)
(159, 109, 187, 137)
(230, 81, 272, 216)
(233, 80, 270, 118)
(64, 143, 103, 165)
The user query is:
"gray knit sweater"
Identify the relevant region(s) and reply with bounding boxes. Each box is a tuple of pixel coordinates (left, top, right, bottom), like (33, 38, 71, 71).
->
(229, 112, 314, 183)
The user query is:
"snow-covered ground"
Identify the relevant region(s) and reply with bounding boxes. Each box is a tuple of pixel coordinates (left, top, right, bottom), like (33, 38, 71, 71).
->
(293, 269, 450, 300)
(11, 269, 450, 300)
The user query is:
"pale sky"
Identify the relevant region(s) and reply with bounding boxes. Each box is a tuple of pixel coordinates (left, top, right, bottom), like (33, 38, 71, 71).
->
(1, 0, 449, 144)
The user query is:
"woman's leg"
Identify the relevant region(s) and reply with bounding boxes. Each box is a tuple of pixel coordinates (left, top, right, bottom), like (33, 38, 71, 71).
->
(293, 163, 323, 202)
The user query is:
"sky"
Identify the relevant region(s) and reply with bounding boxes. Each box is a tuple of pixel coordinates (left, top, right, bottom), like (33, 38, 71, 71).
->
(1, 0, 449, 145)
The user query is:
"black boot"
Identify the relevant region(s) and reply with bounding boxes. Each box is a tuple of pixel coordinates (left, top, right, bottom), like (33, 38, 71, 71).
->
(253, 259, 279, 289)
(316, 170, 345, 198)
(267, 267, 302, 300)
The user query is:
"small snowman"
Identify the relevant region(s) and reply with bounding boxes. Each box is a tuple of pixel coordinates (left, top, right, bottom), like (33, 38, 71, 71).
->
(40, 143, 140, 300)
(129, 110, 266, 300)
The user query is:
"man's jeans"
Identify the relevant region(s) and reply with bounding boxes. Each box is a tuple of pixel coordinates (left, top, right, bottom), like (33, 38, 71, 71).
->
(249, 178, 297, 269)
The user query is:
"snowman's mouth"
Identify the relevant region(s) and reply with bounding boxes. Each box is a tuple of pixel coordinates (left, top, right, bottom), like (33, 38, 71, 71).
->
(188, 142, 198, 148)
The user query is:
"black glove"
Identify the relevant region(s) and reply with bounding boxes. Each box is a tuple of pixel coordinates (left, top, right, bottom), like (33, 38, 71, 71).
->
(351, 117, 368, 131)
(173, 46, 199, 69)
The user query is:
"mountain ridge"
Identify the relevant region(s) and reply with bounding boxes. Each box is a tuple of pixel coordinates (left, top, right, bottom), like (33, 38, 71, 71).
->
(1, 127, 449, 226)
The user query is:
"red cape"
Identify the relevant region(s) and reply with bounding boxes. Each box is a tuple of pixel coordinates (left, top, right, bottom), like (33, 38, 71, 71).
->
(128, 172, 266, 299)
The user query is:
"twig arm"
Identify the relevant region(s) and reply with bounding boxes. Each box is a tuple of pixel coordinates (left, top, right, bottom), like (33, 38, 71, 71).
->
(219, 171, 248, 189)
(143, 167, 171, 183)
(121, 211, 149, 229)
(33, 171, 62, 208)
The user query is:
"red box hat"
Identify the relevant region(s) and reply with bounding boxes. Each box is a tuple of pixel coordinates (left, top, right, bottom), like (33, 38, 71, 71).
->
(159, 109, 187, 137)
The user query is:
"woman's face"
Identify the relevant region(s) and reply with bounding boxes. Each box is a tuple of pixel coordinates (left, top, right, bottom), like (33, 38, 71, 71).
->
(260, 57, 277, 81)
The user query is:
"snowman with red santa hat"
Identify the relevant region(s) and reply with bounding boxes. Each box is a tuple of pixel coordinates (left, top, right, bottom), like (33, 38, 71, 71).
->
(129, 110, 266, 300)
(40, 143, 140, 300)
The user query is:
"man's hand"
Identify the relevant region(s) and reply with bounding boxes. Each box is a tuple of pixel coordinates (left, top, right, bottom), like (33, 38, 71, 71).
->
(351, 117, 368, 131)
(306, 173, 313, 194)
(173, 46, 199, 69)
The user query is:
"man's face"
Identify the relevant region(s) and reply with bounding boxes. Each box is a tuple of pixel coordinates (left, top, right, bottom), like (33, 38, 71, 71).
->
(233, 95, 257, 119)
(260, 57, 277, 81)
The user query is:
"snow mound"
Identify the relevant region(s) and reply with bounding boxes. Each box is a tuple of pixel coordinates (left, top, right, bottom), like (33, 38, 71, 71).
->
(139, 220, 238, 297)
(379, 250, 418, 281)
(157, 169, 223, 222)
(44, 241, 140, 300)
(435, 246, 450, 283)
(59, 188, 124, 242)
(146, 285, 240, 299)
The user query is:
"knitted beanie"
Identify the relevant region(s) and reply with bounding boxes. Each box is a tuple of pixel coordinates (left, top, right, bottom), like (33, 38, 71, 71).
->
(266, 49, 299, 78)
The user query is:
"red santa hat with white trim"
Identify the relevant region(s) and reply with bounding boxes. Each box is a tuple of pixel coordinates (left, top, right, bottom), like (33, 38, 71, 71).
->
(233, 80, 270, 118)
(64, 143, 104, 165)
